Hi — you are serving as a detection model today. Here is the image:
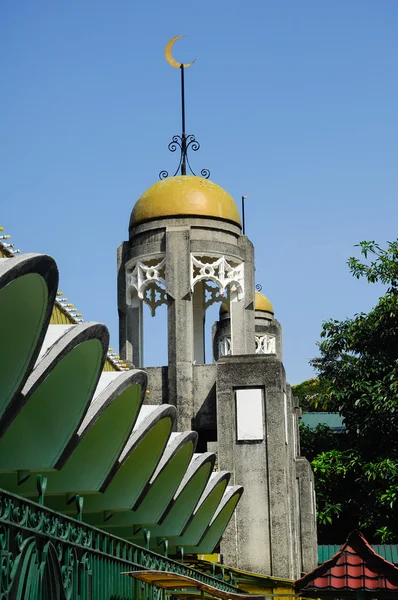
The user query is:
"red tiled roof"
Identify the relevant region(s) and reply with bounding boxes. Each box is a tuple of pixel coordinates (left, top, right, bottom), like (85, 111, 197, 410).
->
(296, 530, 398, 594)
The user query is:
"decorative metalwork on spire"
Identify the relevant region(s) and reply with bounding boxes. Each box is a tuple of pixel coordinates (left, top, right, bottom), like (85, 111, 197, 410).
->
(160, 36, 210, 181)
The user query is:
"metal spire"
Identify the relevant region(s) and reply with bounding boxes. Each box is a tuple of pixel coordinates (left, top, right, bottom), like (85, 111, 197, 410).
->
(159, 36, 210, 180)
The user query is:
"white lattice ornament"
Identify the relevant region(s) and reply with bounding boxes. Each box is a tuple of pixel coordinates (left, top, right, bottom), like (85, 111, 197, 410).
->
(191, 255, 244, 300)
(203, 282, 227, 309)
(255, 334, 276, 355)
(218, 336, 231, 358)
(128, 257, 167, 316)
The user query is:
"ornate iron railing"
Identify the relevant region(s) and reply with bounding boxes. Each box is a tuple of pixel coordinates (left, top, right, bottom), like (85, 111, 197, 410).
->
(0, 488, 239, 599)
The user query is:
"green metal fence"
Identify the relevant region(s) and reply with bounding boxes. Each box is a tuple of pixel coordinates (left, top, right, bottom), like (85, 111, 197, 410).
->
(0, 488, 240, 599)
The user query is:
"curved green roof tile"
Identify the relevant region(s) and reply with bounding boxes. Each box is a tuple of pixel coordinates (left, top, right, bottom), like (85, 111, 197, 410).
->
(65, 404, 176, 515)
(189, 486, 244, 554)
(167, 471, 231, 552)
(0, 251, 242, 551)
(0, 254, 58, 433)
(0, 322, 108, 471)
(96, 431, 198, 533)
(0, 369, 146, 496)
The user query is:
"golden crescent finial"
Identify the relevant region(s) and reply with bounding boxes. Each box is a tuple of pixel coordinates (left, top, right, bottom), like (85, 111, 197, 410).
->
(165, 36, 195, 69)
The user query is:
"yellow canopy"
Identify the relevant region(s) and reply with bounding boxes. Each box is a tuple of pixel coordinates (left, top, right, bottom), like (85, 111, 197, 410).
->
(123, 570, 266, 600)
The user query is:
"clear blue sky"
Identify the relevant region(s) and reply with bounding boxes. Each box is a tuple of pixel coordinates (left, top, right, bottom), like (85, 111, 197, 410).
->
(1, 1, 397, 383)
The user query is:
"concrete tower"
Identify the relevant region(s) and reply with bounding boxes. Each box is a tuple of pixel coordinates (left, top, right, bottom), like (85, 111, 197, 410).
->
(118, 173, 317, 578)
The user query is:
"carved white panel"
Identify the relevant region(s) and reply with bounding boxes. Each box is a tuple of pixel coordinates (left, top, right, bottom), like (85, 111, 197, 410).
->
(235, 388, 264, 441)
(217, 335, 231, 358)
(255, 334, 276, 355)
(190, 254, 244, 301)
(127, 257, 167, 316)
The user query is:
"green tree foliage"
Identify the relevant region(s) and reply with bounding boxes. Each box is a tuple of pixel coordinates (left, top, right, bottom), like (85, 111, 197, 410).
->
(291, 378, 331, 412)
(299, 423, 344, 462)
(301, 240, 398, 543)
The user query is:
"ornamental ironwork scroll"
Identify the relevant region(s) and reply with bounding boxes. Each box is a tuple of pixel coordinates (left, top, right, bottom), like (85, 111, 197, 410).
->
(190, 255, 244, 302)
(128, 257, 167, 316)
(159, 135, 210, 180)
(0, 488, 240, 599)
(255, 334, 276, 355)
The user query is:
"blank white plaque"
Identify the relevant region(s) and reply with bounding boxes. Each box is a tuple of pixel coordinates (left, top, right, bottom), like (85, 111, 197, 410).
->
(235, 388, 264, 441)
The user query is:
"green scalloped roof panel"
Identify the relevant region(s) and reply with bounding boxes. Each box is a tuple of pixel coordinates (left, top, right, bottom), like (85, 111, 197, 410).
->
(0, 339, 103, 470)
(115, 458, 214, 542)
(0, 273, 48, 420)
(0, 382, 143, 495)
(150, 459, 214, 538)
(100, 437, 196, 530)
(49, 382, 143, 492)
(77, 415, 174, 512)
(168, 477, 228, 549)
(191, 491, 241, 554)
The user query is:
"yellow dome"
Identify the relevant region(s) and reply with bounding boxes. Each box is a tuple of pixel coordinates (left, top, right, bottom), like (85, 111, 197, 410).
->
(220, 291, 274, 315)
(255, 291, 274, 314)
(130, 176, 241, 228)
(220, 301, 229, 314)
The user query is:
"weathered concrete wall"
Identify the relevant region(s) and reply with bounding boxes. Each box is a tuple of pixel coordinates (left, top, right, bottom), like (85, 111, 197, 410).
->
(145, 366, 168, 405)
(285, 384, 301, 578)
(118, 209, 317, 579)
(192, 364, 217, 430)
(121, 216, 254, 431)
(216, 355, 299, 578)
(296, 457, 318, 575)
(166, 227, 194, 431)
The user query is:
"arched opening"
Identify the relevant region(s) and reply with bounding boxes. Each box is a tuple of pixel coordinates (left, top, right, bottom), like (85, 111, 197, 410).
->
(190, 254, 244, 364)
(126, 256, 167, 368)
(143, 301, 168, 367)
(205, 293, 225, 364)
(192, 280, 226, 365)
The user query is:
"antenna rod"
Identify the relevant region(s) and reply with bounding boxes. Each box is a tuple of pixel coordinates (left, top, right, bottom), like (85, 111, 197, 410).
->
(160, 37, 210, 181)
(242, 196, 248, 235)
(180, 64, 186, 175)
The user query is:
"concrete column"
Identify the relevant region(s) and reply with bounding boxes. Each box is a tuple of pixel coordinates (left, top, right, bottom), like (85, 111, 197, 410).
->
(118, 242, 132, 363)
(126, 303, 143, 367)
(285, 385, 301, 579)
(233, 236, 255, 354)
(266, 386, 293, 578)
(166, 227, 194, 431)
(216, 356, 295, 577)
(118, 315, 128, 364)
(117, 241, 145, 367)
(296, 458, 318, 574)
(119, 301, 144, 366)
(274, 320, 283, 361)
(230, 296, 246, 355)
(192, 281, 205, 364)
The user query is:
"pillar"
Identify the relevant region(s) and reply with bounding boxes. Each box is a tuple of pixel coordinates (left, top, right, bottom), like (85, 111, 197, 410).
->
(166, 227, 194, 431)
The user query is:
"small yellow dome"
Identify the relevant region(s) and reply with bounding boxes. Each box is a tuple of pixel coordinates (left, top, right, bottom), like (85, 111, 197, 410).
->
(255, 291, 274, 314)
(220, 291, 274, 315)
(220, 301, 229, 314)
(130, 176, 241, 228)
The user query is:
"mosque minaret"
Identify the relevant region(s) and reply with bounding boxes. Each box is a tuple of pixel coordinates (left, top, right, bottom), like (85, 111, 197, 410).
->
(118, 36, 317, 578)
